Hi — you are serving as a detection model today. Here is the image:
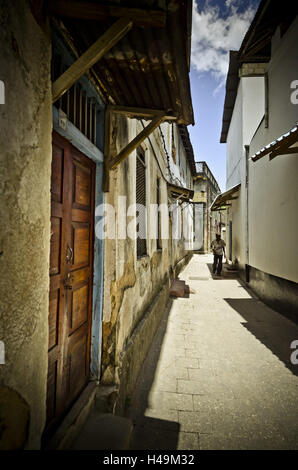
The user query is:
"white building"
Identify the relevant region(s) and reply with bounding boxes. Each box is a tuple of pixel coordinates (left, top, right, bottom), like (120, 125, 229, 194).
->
(214, 0, 298, 320)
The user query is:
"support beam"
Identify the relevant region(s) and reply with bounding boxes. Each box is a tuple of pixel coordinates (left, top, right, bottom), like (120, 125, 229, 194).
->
(109, 115, 165, 170)
(49, 1, 166, 28)
(269, 146, 298, 160)
(109, 105, 176, 121)
(52, 18, 133, 103)
(243, 31, 272, 58)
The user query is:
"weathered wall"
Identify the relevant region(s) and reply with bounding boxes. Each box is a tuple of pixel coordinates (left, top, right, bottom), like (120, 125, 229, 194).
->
(101, 115, 193, 410)
(0, 1, 52, 449)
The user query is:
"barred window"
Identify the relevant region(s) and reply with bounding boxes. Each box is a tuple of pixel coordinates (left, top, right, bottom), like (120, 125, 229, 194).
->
(136, 149, 147, 258)
(52, 53, 99, 146)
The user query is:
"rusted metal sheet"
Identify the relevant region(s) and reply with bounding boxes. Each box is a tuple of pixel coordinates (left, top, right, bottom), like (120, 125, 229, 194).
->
(53, 0, 194, 126)
(178, 124, 196, 175)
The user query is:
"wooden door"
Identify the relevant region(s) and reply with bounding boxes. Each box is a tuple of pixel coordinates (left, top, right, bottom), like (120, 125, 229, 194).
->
(46, 131, 95, 436)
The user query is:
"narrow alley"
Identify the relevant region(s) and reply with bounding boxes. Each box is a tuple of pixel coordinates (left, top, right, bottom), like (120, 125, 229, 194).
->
(1, 0, 298, 453)
(127, 254, 298, 450)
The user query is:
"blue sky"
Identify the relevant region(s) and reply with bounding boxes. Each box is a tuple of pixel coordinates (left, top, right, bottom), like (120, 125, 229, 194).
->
(189, 0, 261, 191)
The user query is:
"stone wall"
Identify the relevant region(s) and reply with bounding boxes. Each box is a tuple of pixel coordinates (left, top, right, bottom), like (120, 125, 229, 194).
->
(100, 114, 194, 411)
(0, 1, 52, 449)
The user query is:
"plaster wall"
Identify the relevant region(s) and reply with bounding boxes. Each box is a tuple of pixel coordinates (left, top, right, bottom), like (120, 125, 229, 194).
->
(226, 72, 265, 271)
(248, 18, 298, 283)
(101, 115, 193, 408)
(0, 1, 52, 449)
(226, 83, 243, 189)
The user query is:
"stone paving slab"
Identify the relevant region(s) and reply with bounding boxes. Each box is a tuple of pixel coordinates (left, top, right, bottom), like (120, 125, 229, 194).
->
(127, 254, 298, 450)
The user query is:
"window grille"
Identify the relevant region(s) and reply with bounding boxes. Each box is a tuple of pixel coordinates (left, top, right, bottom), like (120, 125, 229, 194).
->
(52, 52, 99, 146)
(59, 82, 97, 145)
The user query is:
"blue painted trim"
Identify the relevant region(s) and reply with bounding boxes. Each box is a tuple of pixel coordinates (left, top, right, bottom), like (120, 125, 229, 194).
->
(53, 106, 103, 163)
(91, 165, 105, 379)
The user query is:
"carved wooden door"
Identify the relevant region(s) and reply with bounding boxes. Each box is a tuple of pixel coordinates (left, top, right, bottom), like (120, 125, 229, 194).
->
(46, 131, 95, 435)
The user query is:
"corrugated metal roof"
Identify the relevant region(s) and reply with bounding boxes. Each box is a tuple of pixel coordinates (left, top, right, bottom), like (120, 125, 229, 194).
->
(52, 0, 194, 125)
(251, 124, 298, 162)
(220, 51, 239, 144)
(220, 0, 298, 144)
(178, 124, 196, 176)
(210, 183, 241, 211)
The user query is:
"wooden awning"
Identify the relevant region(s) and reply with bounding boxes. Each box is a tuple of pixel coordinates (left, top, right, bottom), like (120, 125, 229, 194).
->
(210, 183, 241, 211)
(251, 124, 298, 162)
(50, 0, 194, 126)
(167, 183, 194, 201)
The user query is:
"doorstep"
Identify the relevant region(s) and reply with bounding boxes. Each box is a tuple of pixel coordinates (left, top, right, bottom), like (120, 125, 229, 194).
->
(44, 381, 97, 450)
(71, 412, 133, 450)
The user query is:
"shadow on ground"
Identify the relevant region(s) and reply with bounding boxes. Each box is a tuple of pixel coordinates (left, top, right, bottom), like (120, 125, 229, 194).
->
(207, 263, 239, 280)
(125, 299, 181, 450)
(225, 297, 298, 377)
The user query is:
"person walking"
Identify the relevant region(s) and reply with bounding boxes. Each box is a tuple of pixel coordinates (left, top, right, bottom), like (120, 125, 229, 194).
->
(211, 233, 226, 277)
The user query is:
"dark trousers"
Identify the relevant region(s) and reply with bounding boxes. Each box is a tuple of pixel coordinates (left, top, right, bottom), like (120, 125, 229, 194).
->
(213, 254, 223, 275)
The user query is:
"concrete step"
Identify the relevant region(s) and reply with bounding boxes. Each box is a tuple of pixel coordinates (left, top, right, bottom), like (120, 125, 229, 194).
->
(71, 412, 134, 450)
(94, 384, 119, 413)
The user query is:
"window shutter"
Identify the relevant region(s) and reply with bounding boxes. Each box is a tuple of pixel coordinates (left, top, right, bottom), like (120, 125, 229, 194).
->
(136, 149, 147, 258)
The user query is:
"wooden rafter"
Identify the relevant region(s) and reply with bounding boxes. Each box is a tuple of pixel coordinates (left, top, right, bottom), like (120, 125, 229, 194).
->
(109, 105, 176, 121)
(252, 127, 298, 162)
(109, 115, 166, 170)
(103, 105, 178, 192)
(52, 18, 133, 103)
(48, 1, 166, 28)
(269, 145, 298, 160)
(242, 30, 272, 59)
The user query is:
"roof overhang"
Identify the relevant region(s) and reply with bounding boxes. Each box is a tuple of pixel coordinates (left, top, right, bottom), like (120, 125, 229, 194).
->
(238, 0, 298, 65)
(210, 183, 241, 211)
(50, 0, 194, 126)
(168, 183, 194, 202)
(178, 125, 196, 176)
(220, 51, 239, 144)
(251, 124, 298, 162)
(220, 0, 298, 144)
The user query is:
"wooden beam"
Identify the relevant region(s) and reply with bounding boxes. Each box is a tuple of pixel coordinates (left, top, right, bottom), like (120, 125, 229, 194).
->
(109, 115, 165, 170)
(243, 31, 272, 58)
(168, 184, 193, 198)
(108, 105, 176, 121)
(52, 18, 133, 103)
(269, 146, 298, 160)
(49, 1, 166, 28)
(103, 107, 111, 193)
(253, 131, 298, 161)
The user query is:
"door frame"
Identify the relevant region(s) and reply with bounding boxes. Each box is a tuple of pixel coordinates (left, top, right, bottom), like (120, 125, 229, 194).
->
(52, 105, 105, 381)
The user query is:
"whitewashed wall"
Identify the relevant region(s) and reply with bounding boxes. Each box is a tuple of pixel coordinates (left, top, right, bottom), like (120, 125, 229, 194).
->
(248, 18, 298, 282)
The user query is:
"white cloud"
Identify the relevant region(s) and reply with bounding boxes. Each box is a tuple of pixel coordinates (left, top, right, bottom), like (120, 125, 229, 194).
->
(191, 1, 256, 88)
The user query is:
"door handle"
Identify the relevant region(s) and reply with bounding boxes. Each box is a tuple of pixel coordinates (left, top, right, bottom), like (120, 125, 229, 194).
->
(63, 273, 74, 290)
(66, 244, 73, 264)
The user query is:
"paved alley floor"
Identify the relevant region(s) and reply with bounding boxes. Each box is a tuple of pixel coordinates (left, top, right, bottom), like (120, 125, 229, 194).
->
(126, 254, 298, 450)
